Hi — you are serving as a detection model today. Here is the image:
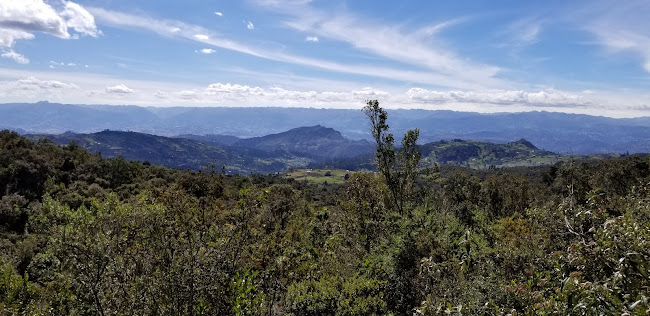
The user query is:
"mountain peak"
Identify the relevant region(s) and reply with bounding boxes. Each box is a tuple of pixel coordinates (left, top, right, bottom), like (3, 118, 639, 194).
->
(234, 125, 373, 159)
(287, 125, 343, 139)
(513, 138, 538, 149)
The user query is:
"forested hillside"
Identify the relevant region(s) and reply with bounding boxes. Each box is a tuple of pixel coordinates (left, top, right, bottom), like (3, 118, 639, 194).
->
(0, 103, 649, 314)
(27, 128, 571, 173)
(26, 130, 310, 174)
(4, 102, 650, 154)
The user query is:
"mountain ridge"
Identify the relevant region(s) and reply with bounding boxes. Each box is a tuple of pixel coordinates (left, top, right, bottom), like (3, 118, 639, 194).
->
(233, 125, 373, 159)
(21, 127, 571, 173)
(4, 102, 650, 154)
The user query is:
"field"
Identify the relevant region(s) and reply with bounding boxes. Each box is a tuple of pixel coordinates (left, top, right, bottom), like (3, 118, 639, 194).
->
(285, 168, 350, 185)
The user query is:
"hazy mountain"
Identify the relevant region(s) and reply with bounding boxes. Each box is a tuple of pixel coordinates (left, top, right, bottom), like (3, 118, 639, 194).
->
(4, 102, 650, 154)
(23, 127, 373, 173)
(314, 138, 563, 170)
(233, 125, 374, 159)
(420, 138, 558, 168)
(25, 129, 565, 173)
(176, 134, 241, 146)
(26, 130, 310, 174)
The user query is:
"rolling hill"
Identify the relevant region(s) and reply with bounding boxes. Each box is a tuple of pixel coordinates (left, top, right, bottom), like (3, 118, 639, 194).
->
(4, 102, 650, 154)
(22, 126, 626, 174)
(233, 125, 373, 159)
(420, 138, 559, 168)
(26, 130, 309, 174)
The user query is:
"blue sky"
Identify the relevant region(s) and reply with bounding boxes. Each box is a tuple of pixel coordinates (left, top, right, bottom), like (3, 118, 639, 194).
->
(1, 0, 650, 117)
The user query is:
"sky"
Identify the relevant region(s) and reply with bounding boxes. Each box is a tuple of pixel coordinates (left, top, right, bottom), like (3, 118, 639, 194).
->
(1, 0, 650, 117)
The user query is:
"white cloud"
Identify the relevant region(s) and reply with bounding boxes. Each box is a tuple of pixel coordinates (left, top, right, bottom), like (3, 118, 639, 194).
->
(1, 50, 29, 64)
(0, 0, 69, 41)
(197, 48, 216, 54)
(214, 11, 223, 17)
(305, 36, 318, 42)
(178, 90, 198, 99)
(49, 60, 77, 68)
(1, 68, 648, 117)
(0, 29, 35, 48)
(193, 34, 209, 40)
(0, 76, 79, 101)
(59, 1, 100, 37)
(246, 21, 255, 30)
(204, 82, 388, 104)
(352, 87, 389, 97)
(406, 88, 590, 107)
(154, 90, 169, 98)
(105, 84, 133, 94)
(16, 76, 78, 90)
(0, 0, 99, 48)
(170, 27, 180, 33)
(206, 83, 264, 96)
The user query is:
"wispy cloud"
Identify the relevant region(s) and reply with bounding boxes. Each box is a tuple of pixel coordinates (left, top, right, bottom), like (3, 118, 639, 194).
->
(258, 1, 502, 88)
(49, 60, 77, 68)
(1, 50, 29, 64)
(305, 36, 318, 42)
(501, 18, 544, 47)
(87, 7, 503, 89)
(583, 1, 650, 73)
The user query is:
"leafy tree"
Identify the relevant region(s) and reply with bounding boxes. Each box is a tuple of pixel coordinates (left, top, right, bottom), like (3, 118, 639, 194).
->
(362, 100, 421, 216)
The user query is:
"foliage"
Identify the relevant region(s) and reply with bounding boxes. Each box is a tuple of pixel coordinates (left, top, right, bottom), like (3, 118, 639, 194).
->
(1, 110, 650, 316)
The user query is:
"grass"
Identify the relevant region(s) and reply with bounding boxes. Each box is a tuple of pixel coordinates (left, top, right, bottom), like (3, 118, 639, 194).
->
(286, 168, 350, 185)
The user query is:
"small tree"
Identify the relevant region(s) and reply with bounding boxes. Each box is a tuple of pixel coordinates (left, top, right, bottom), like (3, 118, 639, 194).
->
(363, 100, 421, 215)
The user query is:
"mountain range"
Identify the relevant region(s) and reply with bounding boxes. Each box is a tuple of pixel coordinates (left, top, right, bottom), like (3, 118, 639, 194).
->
(23, 125, 577, 174)
(3, 102, 650, 154)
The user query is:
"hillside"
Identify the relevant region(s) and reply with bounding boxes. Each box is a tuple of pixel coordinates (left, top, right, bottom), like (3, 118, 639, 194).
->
(233, 125, 374, 159)
(1, 129, 649, 314)
(27, 130, 310, 174)
(313, 138, 562, 170)
(25, 128, 624, 174)
(421, 138, 559, 168)
(25, 127, 374, 173)
(4, 102, 650, 154)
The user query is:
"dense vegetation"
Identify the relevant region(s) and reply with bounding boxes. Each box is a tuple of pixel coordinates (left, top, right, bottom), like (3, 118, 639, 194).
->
(27, 130, 310, 174)
(420, 138, 557, 168)
(29, 127, 576, 174)
(1, 102, 649, 314)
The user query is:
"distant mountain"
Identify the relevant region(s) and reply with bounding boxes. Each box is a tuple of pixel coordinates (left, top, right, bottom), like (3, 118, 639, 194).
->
(176, 134, 240, 146)
(313, 138, 561, 170)
(4, 102, 650, 154)
(24, 126, 374, 173)
(233, 125, 374, 159)
(420, 138, 559, 168)
(23, 128, 610, 173)
(26, 130, 310, 174)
